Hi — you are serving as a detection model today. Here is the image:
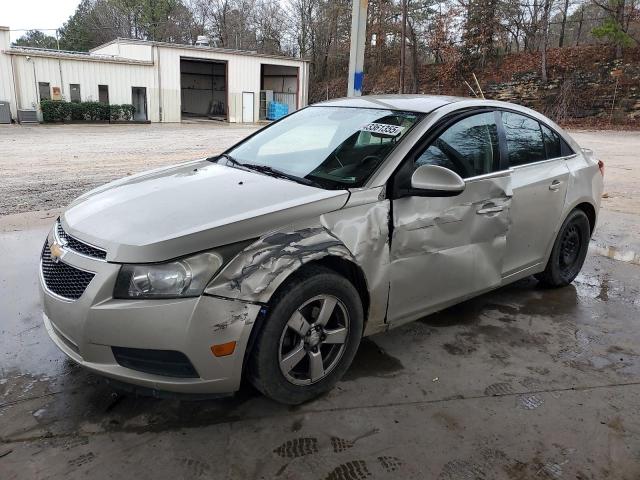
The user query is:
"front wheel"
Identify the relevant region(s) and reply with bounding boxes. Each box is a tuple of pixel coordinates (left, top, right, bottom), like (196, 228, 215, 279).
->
(248, 266, 363, 404)
(536, 209, 591, 288)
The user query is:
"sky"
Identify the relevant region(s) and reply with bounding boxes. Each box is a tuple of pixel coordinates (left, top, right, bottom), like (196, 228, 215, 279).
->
(2, 0, 81, 42)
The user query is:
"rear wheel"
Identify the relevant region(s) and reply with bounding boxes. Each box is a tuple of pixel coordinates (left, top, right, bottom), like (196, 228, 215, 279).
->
(248, 266, 363, 404)
(536, 209, 590, 288)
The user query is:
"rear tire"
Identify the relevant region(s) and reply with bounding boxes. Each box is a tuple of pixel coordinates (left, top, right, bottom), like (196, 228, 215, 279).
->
(536, 209, 590, 288)
(248, 266, 363, 405)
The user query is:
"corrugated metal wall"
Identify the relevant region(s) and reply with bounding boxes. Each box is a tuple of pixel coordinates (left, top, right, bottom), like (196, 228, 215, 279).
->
(5, 39, 309, 124)
(0, 29, 17, 119)
(10, 55, 158, 121)
(156, 45, 307, 123)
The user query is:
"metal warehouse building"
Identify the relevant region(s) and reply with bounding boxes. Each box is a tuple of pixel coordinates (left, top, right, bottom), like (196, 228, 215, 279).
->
(0, 26, 309, 124)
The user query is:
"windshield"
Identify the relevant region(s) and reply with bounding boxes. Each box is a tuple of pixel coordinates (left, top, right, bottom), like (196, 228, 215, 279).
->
(223, 106, 423, 189)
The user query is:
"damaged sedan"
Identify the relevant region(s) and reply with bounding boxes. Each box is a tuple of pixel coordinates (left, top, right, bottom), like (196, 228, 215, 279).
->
(40, 95, 603, 404)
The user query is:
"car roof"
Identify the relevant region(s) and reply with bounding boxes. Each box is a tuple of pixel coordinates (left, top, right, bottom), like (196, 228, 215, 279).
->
(313, 94, 470, 113)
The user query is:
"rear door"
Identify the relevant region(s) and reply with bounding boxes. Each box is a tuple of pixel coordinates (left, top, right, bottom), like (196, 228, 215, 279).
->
(388, 111, 513, 325)
(499, 111, 571, 276)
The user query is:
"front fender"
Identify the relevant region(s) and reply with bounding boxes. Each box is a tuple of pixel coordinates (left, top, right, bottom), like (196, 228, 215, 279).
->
(204, 226, 357, 303)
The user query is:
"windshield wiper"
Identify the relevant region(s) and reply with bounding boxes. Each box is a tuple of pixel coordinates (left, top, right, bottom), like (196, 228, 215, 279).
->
(212, 152, 245, 168)
(211, 155, 322, 188)
(242, 164, 322, 188)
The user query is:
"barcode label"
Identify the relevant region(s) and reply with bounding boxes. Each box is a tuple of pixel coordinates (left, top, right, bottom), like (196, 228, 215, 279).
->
(361, 123, 404, 136)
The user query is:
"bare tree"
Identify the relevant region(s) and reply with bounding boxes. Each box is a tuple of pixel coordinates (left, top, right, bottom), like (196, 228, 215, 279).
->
(558, 0, 571, 46)
(541, 0, 553, 82)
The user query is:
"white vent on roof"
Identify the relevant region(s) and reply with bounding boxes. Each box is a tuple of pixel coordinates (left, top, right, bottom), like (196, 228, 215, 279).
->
(195, 36, 210, 47)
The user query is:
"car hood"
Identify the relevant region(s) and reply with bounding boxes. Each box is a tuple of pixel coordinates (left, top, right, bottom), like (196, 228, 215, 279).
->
(62, 160, 349, 263)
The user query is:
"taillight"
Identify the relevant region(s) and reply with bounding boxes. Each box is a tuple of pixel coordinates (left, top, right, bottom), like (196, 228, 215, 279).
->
(598, 160, 605, 176)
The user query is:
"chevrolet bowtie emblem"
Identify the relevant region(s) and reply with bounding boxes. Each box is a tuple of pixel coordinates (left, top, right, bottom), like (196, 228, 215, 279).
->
(50, 242, 65, 263)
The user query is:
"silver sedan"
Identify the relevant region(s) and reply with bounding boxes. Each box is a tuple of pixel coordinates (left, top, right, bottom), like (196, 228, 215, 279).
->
(40, 95, 603, 404)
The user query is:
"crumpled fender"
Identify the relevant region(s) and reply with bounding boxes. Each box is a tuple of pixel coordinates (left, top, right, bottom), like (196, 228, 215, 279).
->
(204, 226, 357, 302)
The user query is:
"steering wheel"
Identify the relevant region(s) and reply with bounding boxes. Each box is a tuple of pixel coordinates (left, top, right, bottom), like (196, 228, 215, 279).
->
(361, 154, 382, 167)
(434, 139, 473, 178)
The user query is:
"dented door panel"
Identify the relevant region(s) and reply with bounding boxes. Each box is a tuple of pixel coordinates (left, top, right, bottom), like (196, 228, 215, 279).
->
(321, 192, 391, 336)
(502, 159, 570, 276)
(388, 173, 512, 325)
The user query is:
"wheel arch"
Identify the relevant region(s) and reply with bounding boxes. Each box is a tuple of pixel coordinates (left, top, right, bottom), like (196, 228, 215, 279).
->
(240, 255, 370, 380)
(574, 201, 597, 235)
(299, 256, 370, 323)
(541, 199, 597, 269)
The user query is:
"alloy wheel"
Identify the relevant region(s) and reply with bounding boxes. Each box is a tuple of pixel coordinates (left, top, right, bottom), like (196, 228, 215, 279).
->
(278, 294, 350, 386)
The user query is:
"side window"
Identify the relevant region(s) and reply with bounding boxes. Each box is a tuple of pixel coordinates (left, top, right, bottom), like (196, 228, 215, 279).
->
(541, 124, 573, 159)
(414, 112, 500, 178)
(502, 112, 545, 166)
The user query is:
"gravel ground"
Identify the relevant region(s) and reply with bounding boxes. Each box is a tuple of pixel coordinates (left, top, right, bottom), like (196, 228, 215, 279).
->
(0, 123, 259, 216)
(0, 123, 637, 216)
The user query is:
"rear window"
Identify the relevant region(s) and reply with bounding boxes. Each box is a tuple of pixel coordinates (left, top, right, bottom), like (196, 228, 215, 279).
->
(542, 124, 562, 159)
(502, 112, 545, 166)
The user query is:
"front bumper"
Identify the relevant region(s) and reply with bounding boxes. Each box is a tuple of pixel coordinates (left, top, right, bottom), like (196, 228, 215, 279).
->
(39, 234, 262, 395)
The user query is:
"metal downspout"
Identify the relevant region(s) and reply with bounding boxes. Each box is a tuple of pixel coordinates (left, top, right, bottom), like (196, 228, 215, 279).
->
(156, 45, 162, 122)
(10, 54, 20, 115)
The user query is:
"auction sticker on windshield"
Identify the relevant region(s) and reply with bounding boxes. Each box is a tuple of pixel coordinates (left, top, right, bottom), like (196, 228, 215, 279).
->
(361, 123, 404, 136)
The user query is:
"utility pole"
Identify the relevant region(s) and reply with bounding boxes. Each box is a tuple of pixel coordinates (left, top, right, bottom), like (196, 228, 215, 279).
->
(399, 0, 407, 94)
(347, 0, 368, 97)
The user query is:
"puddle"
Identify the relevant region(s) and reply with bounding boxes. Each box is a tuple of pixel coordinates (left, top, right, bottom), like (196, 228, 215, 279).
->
(342, 338, 404, 381)
(418, 278, 582, 329)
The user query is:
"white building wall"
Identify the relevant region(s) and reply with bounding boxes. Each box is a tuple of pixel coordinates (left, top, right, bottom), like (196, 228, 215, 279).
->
(90, 42, 119, 57)
(154, 44, 307, 123)
(3, 36, 308, 124)
(92, 41, 154, 62)
(10, 55, 158, 121)
(0, 27, 18, 119)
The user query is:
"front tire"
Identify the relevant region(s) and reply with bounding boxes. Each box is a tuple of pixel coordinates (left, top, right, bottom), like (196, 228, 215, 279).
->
(248, 266, 364, 405)
(536, 209, 591, 288)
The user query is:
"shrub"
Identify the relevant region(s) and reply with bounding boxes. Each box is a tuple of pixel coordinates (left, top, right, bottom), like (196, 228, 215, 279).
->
(40, 100, 137, 123)
(121, 104, 135, 121)
(40, 100, 71, 122)
(109, 104, 122, 121)
(83, 102, 102, 121)
(70, 102, 85, 121)
(98, 103, 111, 121)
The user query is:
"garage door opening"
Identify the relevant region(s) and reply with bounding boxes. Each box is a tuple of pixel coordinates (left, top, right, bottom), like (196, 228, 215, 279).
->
(260, 64, 299, 121)
(180, 58, 227, 121)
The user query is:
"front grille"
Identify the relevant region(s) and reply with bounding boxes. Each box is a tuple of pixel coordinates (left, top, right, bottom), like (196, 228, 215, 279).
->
(41, 242, 95, 300)
(112, 347, 199, 378)
(56, 222, 107, 260)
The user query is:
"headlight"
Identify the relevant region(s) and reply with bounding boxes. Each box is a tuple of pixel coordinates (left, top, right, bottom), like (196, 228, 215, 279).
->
(114, 251, 223, 299)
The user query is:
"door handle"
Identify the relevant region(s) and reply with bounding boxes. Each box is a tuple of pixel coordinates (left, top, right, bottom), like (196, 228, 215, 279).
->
(476, 205, 504, 215)
(549, 180, 563, 191)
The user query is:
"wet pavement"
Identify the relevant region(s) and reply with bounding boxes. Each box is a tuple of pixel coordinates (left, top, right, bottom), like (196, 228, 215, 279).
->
(1, 208, 640, 479)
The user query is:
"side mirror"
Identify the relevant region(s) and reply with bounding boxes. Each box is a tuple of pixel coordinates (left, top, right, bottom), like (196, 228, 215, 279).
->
(410, 164, 465, 196)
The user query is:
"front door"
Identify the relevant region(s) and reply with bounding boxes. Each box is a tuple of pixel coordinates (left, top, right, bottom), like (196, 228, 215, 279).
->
(242, 92, 254, 123)
(387, 111, 512, 325)
(132, 87, 147, 121)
